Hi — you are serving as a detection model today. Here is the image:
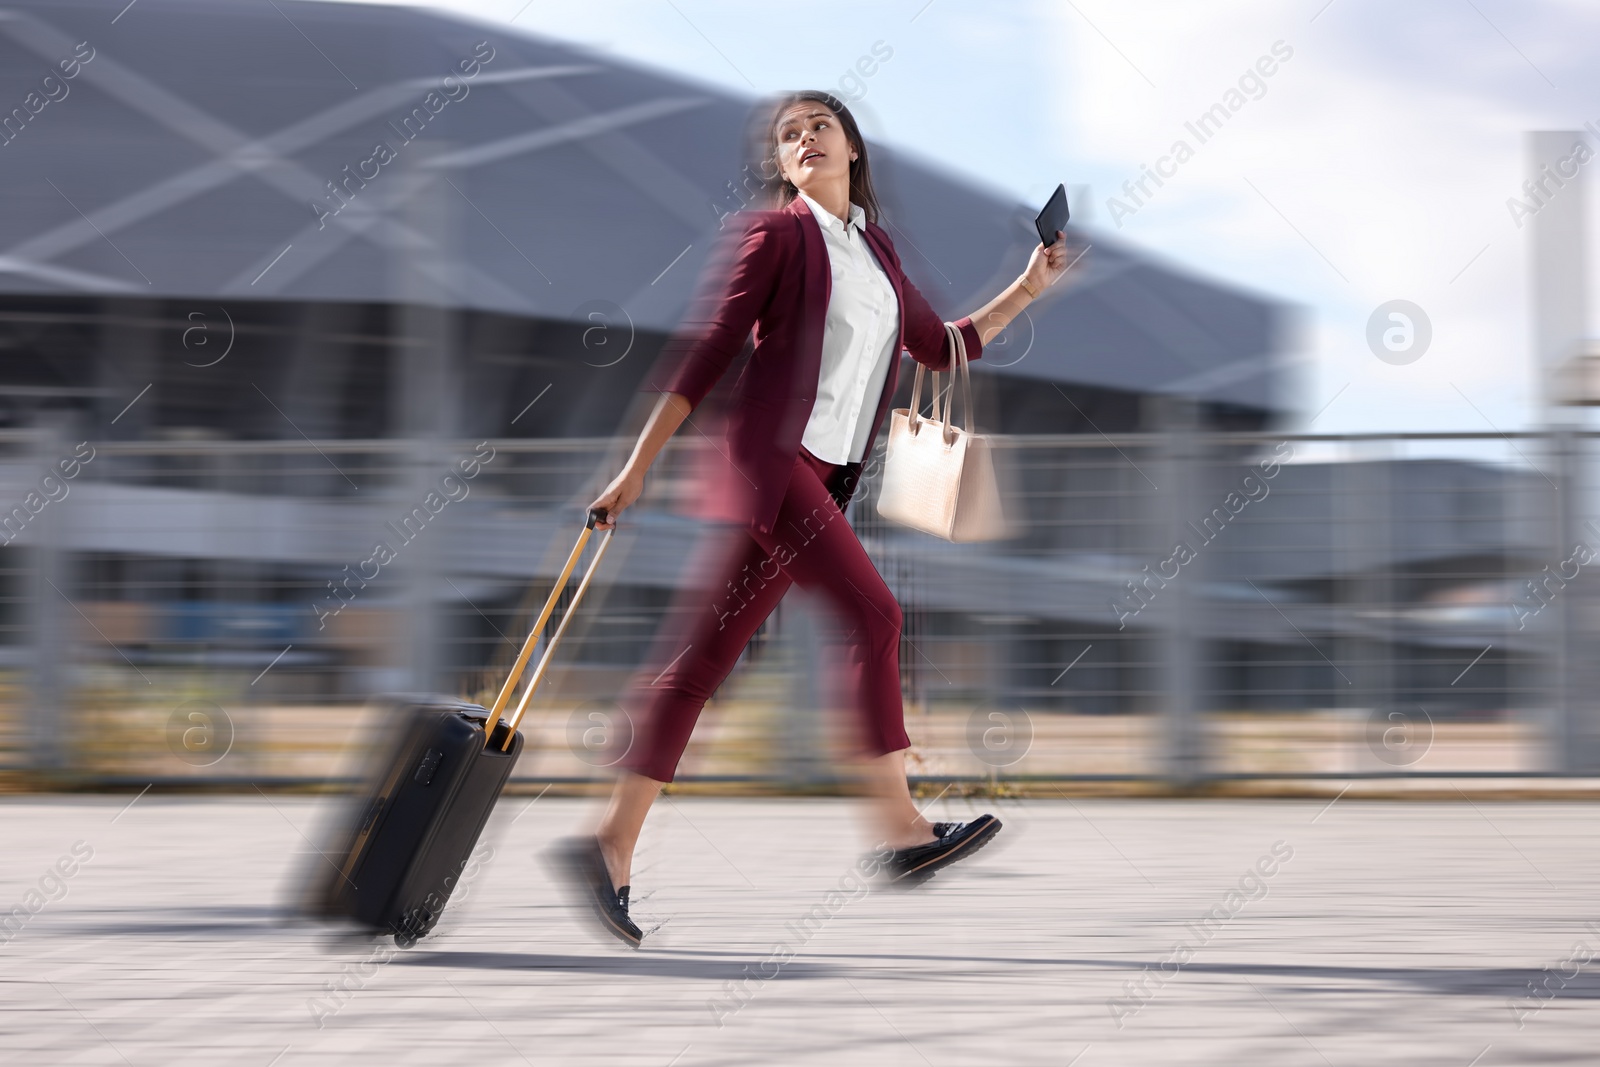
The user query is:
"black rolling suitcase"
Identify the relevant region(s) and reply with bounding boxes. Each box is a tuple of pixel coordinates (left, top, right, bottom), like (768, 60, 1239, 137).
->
(304, 509, 614, 946)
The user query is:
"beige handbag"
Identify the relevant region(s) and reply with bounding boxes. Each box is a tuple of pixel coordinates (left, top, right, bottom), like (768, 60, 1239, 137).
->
(877, 322, 1010, 542)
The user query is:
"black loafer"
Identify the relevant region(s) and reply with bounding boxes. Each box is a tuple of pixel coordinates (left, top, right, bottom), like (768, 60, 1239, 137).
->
(550, 836, 643, 948)
(881, 814, 1002, 885)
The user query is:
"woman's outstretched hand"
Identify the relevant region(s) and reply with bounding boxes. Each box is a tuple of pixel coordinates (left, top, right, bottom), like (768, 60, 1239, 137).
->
(588, 467, 643, 531)
(1023, 230, 1086, 296)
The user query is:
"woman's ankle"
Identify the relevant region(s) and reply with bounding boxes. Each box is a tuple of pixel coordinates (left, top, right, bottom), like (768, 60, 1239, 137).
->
(594, 829, 631, 888)
(882, 816, 938, 850)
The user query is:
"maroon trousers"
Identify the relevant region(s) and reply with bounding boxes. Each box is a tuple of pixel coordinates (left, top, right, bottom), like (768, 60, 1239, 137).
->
(621, 448, 910, 783)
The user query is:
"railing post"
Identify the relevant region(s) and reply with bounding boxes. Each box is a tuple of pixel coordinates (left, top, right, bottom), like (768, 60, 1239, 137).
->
(1550, 427, 1594, 771)
(773, 594, 831, 789)
(1154, 398, 1207, 787)
(1352, 440, 1397, 770)
(28, 421, 69, 775)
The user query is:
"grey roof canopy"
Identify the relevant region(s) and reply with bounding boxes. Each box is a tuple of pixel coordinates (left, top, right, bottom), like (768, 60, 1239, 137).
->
(0, 0, 1291, 410)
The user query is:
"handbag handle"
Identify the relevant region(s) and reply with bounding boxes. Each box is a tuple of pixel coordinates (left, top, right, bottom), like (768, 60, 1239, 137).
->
(906, 323, 974, 445)
(907, 362, 942, 434)
(947, 321, 974, 436)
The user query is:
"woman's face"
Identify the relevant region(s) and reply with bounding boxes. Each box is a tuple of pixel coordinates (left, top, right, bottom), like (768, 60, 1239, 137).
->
(773, 103, 856, 193)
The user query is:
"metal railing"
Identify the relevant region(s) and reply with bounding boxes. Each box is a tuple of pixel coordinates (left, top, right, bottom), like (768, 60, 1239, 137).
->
(0, 427, 1591, 787)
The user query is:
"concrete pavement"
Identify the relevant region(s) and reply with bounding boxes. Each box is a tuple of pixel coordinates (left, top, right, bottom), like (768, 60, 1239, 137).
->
(1, 795, 1597, 1065)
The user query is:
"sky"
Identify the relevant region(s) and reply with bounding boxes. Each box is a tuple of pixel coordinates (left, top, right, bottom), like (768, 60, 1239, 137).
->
(324, 0, 1600, 438)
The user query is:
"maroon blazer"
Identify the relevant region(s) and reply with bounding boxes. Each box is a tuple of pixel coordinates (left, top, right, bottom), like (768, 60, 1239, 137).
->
(649, 196, 985, 536)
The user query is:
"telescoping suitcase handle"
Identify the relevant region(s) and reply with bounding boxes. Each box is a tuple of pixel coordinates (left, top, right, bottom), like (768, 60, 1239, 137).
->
(484, 507, 614, 752)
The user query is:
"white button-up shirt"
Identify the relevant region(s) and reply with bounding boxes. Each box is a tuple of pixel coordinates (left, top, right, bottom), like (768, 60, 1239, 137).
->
(796, 189, 900, 465)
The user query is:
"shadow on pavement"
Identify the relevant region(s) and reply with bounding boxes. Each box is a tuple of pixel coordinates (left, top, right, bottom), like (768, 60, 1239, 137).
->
(402, 950, 841, 981)
(793, 950, 1600, 1000)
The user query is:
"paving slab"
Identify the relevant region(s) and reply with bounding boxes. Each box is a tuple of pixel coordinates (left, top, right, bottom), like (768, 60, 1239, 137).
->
(0, 795, 1597, 1065)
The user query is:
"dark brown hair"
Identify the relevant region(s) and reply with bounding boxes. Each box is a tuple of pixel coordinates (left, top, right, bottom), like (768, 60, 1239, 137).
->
(743, 90, 883, 225)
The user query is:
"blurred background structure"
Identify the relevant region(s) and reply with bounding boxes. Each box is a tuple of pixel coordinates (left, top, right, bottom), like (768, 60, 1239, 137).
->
(0, 0, 1594, 789)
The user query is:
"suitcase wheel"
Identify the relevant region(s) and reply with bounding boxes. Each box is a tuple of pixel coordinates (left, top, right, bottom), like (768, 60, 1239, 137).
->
(392, 904, 439, 948)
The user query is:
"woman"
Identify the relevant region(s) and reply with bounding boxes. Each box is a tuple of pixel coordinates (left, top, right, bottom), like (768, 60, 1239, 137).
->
(556, 90, 1078, 947)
